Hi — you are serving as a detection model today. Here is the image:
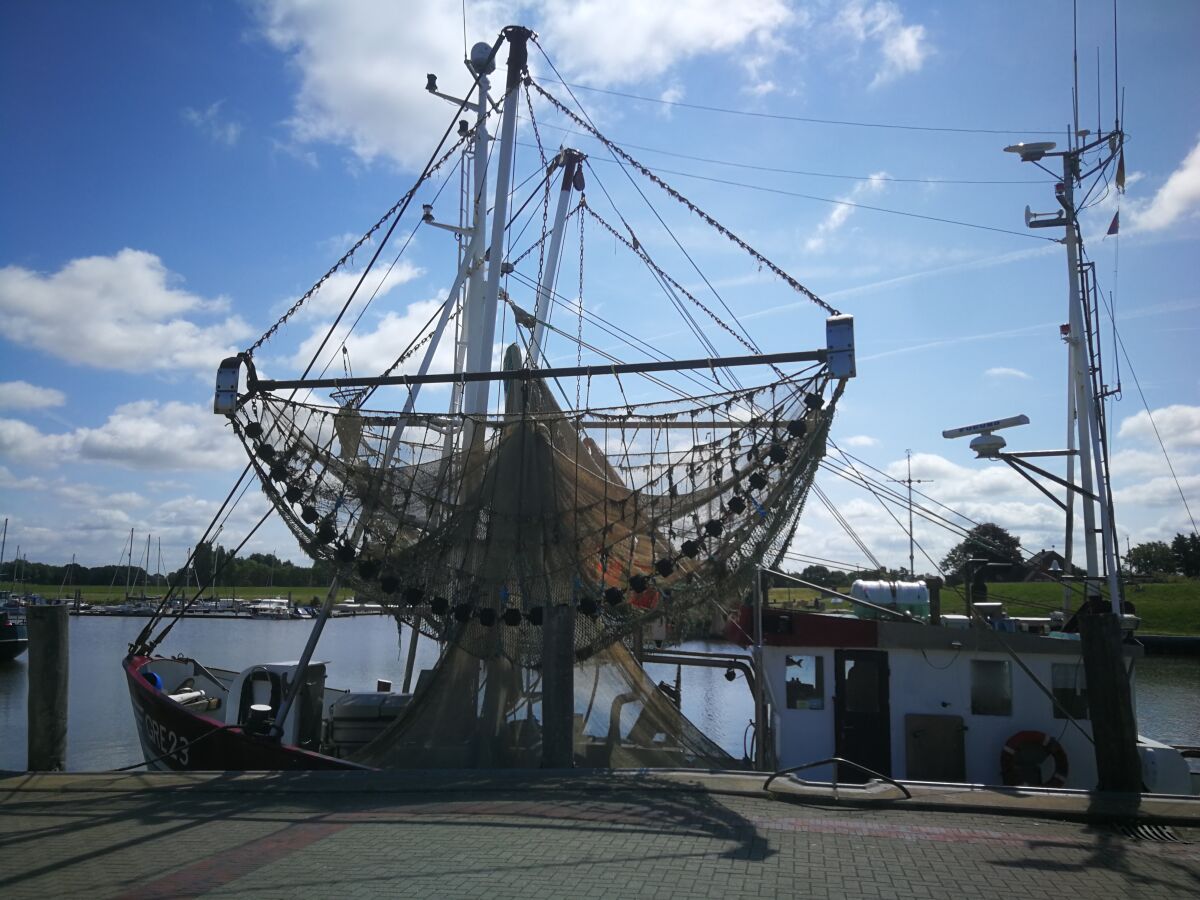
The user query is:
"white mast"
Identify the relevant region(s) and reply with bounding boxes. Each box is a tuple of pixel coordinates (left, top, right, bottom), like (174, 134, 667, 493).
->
(528, 148, 585, 365)
(455, 42, 495, 450)
(1061, 156, 1122, 613)
(462, 27, 531, 428)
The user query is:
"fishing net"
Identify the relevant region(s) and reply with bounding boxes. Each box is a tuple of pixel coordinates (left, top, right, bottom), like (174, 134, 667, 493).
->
(232, 349, 838, 667)
(350, 634, 737, 769)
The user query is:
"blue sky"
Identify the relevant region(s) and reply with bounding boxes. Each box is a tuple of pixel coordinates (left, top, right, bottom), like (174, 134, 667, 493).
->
(1, 0, 1197, 577)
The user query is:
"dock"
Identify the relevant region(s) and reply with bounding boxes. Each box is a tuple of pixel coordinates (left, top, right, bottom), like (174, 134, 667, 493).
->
(2, 770, 1197, 898)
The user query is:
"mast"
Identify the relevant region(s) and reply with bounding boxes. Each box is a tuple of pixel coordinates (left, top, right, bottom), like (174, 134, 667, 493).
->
(1061, 157, 1122, 612)
(143, 533, 152, 597)
(889, 450, 931, 578)
(462, 26, 531, 429)
(1062, 351, 1077, 611)
(124, 528, 134, 600)
(528, 148, 585, 365)
(455, 41, 495, 450)
(1061, 167, 1105, 599)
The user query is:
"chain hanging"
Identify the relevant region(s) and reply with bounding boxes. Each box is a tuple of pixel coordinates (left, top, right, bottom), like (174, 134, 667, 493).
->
(576, 204, 585, 408)
(247, 127, 476, 354)
(527, 77, 839, 317)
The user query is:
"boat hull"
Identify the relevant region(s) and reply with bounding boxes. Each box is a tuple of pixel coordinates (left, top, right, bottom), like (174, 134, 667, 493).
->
(123, 655, 363, 771)
(0, 638, 28, 661)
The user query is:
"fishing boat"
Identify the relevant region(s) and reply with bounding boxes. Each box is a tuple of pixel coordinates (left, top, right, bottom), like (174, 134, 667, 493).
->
(122, 24, 1193, 793)
(719, 101, 1197, 794)
(123, 25, 849, 772)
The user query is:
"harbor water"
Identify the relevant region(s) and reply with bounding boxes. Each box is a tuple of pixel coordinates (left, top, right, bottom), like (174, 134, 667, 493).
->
(0, 614, 1196, 771)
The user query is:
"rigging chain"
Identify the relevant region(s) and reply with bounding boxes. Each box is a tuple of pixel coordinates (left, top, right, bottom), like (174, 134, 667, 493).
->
(583, 202, 758, 356)
(247, 127, 475, 354)
(527, 77, 840, 317)
(577, 202, 585, 407)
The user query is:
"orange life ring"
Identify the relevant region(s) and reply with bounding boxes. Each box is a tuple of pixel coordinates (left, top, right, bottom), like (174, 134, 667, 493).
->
(1000, 730, 1069, 788)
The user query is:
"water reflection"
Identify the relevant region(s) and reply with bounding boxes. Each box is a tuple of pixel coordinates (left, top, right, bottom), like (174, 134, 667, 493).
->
(0, 618, 1195, 771)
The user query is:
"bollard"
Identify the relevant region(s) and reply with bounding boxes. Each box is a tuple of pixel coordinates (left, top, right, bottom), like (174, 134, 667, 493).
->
(27, 602, 69, 771)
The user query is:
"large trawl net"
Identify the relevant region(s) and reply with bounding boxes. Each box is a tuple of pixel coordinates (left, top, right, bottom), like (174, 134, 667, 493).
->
(233, 353, 839, 667)
(351, 635, 738, 769)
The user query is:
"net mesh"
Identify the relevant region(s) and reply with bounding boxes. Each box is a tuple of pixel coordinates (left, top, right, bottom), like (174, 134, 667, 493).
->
(234, 354, 837, 667)
(351, 635, 738, 769)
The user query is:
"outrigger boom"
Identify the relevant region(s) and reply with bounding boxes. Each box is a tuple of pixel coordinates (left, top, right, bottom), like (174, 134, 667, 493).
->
(249, 348, 833, 394)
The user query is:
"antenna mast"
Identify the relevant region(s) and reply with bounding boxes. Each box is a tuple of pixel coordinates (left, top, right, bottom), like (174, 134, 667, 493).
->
(889, 450, 933, 577)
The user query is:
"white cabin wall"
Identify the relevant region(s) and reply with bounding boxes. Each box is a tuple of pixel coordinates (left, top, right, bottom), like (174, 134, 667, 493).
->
(768, 642, 1105, 789)
(767, 647, 837, 779)
(886, 647, 1097, 787)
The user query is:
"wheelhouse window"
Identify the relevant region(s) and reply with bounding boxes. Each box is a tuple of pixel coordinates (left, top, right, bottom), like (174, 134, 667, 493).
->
(785, 655, 824, 710)
(1051, 663, 1089, 719)
(970, 660, 1012, 716)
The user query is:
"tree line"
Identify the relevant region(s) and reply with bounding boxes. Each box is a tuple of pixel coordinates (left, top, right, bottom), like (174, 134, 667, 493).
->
(1, 542, 334, 593)
(1125, 533, 1200, 578)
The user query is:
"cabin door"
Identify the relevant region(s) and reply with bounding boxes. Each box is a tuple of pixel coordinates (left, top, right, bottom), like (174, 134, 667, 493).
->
(834, 649, 891, 781)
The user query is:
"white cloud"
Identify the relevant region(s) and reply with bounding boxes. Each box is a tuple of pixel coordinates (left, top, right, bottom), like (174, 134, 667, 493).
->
(0, 381, 66, 410)
(0, 418, 52, 466)
(254, 0, 793, 168)
(0, 401, 243, 471)
(805, 172, 888, 252)
(285, 260, 424, 321)
(660, 86, 684, 105)
(984, 367, 1031, 380)
(844, 434, 878, 447)
(745, 80, 778, 97)
(1130, 136, 1200, 232)
(836, 1, 931, 88)
(1112, 474, 1200, 509)
(182, 100, 242, 146)
(657, 85, 684, 119)
(1118, 404, 1200, 450)
(537, 0, 792, 87)
(0, 249, 253, 374)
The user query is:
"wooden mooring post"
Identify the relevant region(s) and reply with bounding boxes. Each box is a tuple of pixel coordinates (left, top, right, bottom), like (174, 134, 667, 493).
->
(27, 602, 69, 771)
(541, 603, 575, 768)
(1079, 611, 1143, 793)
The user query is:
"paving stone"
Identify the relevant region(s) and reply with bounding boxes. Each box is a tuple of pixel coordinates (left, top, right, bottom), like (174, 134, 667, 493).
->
(1, 771, 1197, 899)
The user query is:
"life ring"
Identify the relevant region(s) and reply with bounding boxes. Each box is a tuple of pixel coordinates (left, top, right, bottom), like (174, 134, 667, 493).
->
(1000, 730, 1069, 788)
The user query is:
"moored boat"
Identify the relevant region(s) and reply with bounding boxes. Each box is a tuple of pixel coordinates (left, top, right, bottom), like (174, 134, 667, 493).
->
(0, 607, 28, 662)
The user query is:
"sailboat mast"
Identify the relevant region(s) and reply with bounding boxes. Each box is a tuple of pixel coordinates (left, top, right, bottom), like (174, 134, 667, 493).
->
(124, 528, 134, 599)
(143, 533, 151, 596)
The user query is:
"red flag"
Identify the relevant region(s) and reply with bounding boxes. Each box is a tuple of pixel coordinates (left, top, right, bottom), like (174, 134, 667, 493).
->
(1107, 211, 1120, 235)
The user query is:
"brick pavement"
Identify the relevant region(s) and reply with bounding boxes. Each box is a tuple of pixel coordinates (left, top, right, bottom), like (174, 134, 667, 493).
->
(1, 771, 1197, 899)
